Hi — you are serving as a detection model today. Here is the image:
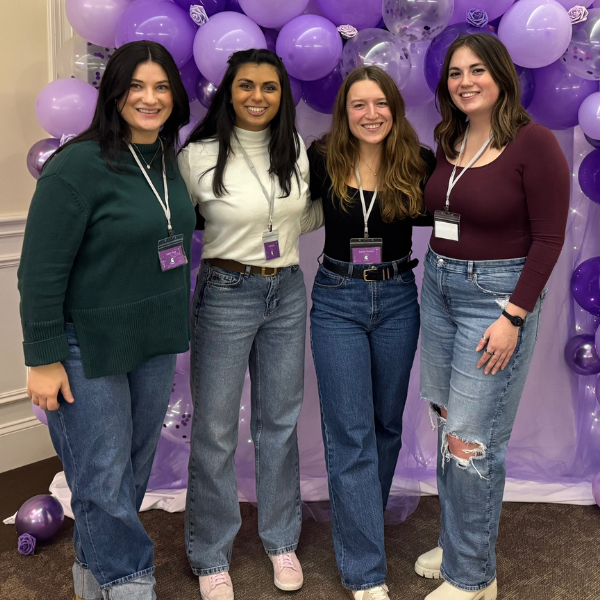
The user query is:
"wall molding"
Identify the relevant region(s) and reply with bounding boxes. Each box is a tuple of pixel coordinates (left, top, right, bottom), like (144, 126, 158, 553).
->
(47, 0, 72, 81)
(0, 389, 29, 407)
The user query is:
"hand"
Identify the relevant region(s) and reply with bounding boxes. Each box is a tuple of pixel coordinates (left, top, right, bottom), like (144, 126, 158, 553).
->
(27, 363, 74, 411)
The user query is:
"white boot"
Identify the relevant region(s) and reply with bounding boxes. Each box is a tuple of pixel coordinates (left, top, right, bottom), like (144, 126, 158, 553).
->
(414, 547, 443, 579)
(425, 580, 497, 600)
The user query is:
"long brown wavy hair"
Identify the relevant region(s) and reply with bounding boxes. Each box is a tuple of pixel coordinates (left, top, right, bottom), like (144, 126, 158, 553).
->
(314, 66, 428, 222)
(435, 34, 530, 158)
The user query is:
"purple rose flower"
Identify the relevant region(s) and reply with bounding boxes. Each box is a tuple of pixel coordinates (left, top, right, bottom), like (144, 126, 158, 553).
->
(466, 8, 488, 28)
(17, 533, 36, 556)
(569, 6, 589, 25)
(190, 5, 209, 26)
(338, 25, 358, 40)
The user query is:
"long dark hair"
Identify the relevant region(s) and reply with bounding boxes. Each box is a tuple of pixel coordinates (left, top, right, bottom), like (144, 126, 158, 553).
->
(47, 40, 190, 168)
(182, 48, 300, 198)
(435, 34, 530, 158)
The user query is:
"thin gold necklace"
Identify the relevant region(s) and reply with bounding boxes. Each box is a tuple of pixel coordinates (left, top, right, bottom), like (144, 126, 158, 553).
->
(360, 155, 379, 177)
(132, 142, 161, 170)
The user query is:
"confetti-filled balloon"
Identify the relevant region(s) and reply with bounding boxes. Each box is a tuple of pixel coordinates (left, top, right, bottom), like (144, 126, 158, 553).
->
(562, 9, 600, 81)
(161, 355, 194, 444)
(56, 36, 115, 89)
(382, 0, 454, 43)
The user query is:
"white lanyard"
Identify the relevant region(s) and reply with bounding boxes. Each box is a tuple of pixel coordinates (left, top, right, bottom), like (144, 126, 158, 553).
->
(446, 127, 492, 211)
(128, 140, 172, 234)
(355, 165, 378, 239)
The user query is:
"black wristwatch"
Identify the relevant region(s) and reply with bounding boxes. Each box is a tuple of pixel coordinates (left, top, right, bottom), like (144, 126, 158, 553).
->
(502, 310, 525, 328)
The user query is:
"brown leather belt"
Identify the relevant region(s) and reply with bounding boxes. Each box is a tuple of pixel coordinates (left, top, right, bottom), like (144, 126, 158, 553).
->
(207, 258, 279, 277)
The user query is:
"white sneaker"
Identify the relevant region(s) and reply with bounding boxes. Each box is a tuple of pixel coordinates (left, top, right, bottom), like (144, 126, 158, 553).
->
(351, 584, 390, 599)
(198, 572, 234, 600)
(414, 546, 443, 579)
(425, 580, 497, 600)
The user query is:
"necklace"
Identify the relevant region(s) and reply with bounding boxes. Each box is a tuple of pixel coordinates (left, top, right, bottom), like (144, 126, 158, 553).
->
(132, 142, 161, 170)
(360, 152, 380, 178)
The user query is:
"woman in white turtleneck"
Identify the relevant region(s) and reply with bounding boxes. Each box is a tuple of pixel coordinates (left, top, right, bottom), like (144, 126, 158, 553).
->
(177, 49, 322, 600)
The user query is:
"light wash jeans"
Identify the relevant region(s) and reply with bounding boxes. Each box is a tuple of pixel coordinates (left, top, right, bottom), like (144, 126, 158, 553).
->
(185, 260, 306, 575)
(420, 248, 546, 592)
(46, 323, 176, 600)
(310, 256, 420, 590)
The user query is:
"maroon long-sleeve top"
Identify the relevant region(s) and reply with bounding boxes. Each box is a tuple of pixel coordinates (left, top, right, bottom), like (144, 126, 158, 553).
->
(423, 123, 570, 313)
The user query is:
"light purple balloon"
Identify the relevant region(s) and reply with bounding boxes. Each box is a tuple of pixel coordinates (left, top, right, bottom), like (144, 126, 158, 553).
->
(36, 79, 98, 139)
(289, 75, 303, 107)
(15, 495, 64, 543)
(402, 42, 435, 107)
(30, 401, 49, 426)
(554, 0, 594, 8)
(179, 58, 200, 103)
(564, 334, 600, 375)
(195, 73, 219, 108)
(177, 115, 199, 150)
(238, 0, 309, 29)
(114, 0, 196, 68)
(450, 0, 516, 25)
(562, 9, 600, 82)
(66, 0, 131, 48)
(340, 29, 411, 91)
(193, 12, 267, 85)
(382, 0, 454, 43)
(173, 0, 227, 17)
(527, 60, 597, 131)
(276, 15, 343, 82)
(498, 0, 572, 69)
(315, 0, 382, 30)
(26, 138, 60, 180)
(579, 92, 600, 140)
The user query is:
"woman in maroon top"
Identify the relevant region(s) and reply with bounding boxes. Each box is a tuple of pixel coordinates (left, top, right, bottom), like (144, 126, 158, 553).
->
(415, 35, 569, 600)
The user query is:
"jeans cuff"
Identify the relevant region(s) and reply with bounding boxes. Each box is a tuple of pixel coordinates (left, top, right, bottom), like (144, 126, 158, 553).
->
(342, 579, 387, 592)
(265, 543, 298, 557)
(192, 565, 230, 577)
(73, 561, 103, 599)
(440, 566, 496, 592)
(101, 572, 156, 600)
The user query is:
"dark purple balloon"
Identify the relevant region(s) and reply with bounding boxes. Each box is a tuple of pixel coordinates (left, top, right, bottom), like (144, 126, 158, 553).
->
(26, 138, 60, 180)
(585, 134, 600, 149)
(173, 0, 227, 16)
(225, 0, 245, 13)
(564, 334, 600, 375)
(15, 495, 64, 543)
(289, 75, 302, 107)
(579, 149, 600, 205)
(179, 58, 201, 103)
(262, 28, 278, 53)
(301, 63, 343, 114)
(515, 65, 535, 110)
(195, 73, 218, 109)
(424, 23, 497, 93)
(527, 60, 598, 131)
(571, 256, 600, 316)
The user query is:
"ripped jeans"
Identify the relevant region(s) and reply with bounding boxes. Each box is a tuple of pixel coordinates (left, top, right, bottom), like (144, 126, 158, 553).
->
(420, 248, 545, 592)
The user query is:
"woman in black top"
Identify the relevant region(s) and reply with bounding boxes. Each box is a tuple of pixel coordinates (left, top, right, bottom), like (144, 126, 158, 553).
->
(308, 66, 435, 600)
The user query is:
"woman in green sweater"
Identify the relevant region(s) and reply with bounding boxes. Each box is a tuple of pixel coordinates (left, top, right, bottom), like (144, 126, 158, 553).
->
(17, 41, 195, 600)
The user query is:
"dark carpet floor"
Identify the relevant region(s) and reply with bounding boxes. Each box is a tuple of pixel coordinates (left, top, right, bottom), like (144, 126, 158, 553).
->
(1, 457, 599, 599)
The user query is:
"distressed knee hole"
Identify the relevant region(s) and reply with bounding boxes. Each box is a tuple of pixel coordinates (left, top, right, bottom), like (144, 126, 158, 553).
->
(427, 402, 447, 430)
(440, 431, 489, 479)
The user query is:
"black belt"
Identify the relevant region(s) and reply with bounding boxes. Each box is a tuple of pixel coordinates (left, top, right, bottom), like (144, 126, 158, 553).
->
(323, 256, 418, 282)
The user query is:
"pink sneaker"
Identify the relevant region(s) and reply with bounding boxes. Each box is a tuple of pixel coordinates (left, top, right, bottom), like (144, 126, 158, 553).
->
(198, 572, 234, 600)
(271, 552, 304, 591)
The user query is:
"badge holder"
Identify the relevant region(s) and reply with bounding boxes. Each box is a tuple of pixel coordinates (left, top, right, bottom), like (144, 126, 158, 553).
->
(263, 229, 280, 261)
(350, 237, 383, 264)
(434, 210, 461, 242)
(158, 233, 188, 271)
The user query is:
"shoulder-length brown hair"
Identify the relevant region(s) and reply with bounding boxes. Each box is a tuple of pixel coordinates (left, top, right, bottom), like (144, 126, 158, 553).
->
(314, 66, 428, 222)
(435, 34, 530, 158)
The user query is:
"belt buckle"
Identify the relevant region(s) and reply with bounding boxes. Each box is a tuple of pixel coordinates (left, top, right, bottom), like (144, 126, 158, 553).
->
(261, 266, 277, 277)
(363, 266, 378, 281)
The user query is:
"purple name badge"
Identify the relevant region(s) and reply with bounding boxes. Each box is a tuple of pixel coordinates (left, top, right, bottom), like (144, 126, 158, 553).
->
(262, 229, 280, 261)
(352, 246, 382, 264)
(159, 245, 187, 271)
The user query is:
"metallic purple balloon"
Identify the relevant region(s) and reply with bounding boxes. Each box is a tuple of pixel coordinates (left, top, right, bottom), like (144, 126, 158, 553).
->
(15, 495, 64, 543)
(515, 65, 535, 110)
(579, 92, 600, 141)
(564, 334, 600, 375)
(179, 58, 200, 103)
(289, 76, 302, 107)
(527, 60, 597, 131)
(578, 149, 600, 205)
(173, 0, 227, 17)
(26, 138, 60, 180)
(316, 0, 382, 30)
(301, 63, 342, 114)
(585, 134, 600, 149)
(114, 0, 196, 68)
(571, 257, 600, 316)
(161, 359, 194, 444)
(276, 15, 343, 81)
(195, 73, 218, 109)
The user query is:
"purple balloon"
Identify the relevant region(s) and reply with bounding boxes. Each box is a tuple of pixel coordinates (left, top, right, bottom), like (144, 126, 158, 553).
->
(193, 12, 267, 85)
(276, 15, 343, 82)
(402, 42, 435, 107)
(562, 9, 600, 81)
(498, 0, 572, 69)
(449, 0, 516, 25)
(161, 358, 194, 444)
(238, 0, 309, 29)
(515, 65, 535, 110)
(225, 0, 245, 13)
(585, 134, 600, 149)
(15, 495, 64, 543)
(555, 0, 594, 8)
(190, 230, 203, 270)
(593, 471, 600, 508)
(382, 0, 454, 42)
(289, 76, 302, 107)
(179, 59, 200, 103)
(65, 0, 131, 48)
(564, 334, 600, 375)
(316, 0, 382, 30)
(26, 138, 60, 180)
(301, 63, 343, 114)
(173, 0, 227, 17)
(262, 28, 278, 53)
(195, 73, 219, 109)
(31, 401, 49, 426)
(527, 60, 597, 131)
(114, 0, 196, 68)
(424, 24, 497, 94)
(579, 149, 600, 205)
(177, 115, 199, 150)
(35, 79, 98, 139)
(571, 257, 600, 316)
(579, 92, 600, 140)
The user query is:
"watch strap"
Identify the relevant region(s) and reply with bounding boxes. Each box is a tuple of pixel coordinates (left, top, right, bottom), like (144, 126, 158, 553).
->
(502, 309, 525, 327)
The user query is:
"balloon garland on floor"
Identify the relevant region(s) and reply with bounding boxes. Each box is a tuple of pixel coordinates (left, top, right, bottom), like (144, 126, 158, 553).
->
(24, 0, 600, 522)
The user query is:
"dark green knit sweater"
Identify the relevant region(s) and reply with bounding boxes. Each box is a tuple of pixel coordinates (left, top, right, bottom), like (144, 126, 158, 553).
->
(18, 140, 196, 379)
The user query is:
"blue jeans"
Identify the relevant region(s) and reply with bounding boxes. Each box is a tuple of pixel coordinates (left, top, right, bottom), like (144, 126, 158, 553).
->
(309, 256, 420, 591)
(420, 248, 546, 592)
(186, 260, 305, 575)
(46, 323, 176, 600)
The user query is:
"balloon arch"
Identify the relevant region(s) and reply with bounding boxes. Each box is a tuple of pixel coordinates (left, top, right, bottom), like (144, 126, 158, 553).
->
(27, 0, 600, 514)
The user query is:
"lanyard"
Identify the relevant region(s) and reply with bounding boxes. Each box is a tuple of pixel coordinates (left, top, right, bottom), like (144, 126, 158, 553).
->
(446, 127, 492, 212)
(128, 140, 172, 235)
(233, 130, 276, 232)
(355, 165, 378, 239)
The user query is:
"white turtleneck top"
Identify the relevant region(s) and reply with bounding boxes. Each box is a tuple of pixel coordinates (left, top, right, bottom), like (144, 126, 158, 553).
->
(177, 126, 323, 268)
